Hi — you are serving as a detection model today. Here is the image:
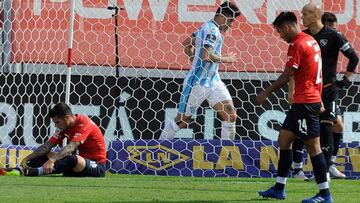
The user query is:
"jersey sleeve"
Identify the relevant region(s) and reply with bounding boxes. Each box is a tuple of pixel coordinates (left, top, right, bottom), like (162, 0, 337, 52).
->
(69, 119, 94, 143)
(335, 31, 351, 52)
(336, 31, 359, 72)
(285, 43, 304, 69)
(49, 129, 64, 145)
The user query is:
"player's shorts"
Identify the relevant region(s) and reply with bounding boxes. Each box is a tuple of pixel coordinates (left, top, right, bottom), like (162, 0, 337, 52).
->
(178, 81, 231, 116)
(63, 159, 106, 177)
(281, 103, 321, 140)
(320, 85, 338, 122)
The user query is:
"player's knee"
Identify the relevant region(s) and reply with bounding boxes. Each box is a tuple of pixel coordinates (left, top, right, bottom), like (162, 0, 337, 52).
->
(278, 141, 292, 150)
(333, 121, 343, 132)
(220, 112, 237, 122)
(73, 156, 86, 173)
(229, 113, 237, 123)
(54, 155, 78, 173)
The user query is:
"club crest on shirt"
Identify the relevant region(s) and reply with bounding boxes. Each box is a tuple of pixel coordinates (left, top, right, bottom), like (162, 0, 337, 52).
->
(319, 39, 328, 46)
(210, 27, 217, 33)
(74, 133, 81, 138)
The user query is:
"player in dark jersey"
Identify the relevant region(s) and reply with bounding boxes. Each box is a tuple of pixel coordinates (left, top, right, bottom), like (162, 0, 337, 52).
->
(20, 102, 107, 177)
(321, 11, 347, 179)
(257, 11, 333, 203)
(291, 3, 359, 180)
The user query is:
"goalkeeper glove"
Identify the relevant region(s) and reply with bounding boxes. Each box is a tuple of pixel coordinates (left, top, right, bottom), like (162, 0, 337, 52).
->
(335, 75, 351, 89)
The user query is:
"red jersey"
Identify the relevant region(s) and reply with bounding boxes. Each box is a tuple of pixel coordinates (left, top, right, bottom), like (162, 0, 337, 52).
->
(49, 114, 106, 164)
(285, 32, 322, 103)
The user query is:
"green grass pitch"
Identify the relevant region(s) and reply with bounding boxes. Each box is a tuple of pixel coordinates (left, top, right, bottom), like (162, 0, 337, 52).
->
(0, 173, 358, 203)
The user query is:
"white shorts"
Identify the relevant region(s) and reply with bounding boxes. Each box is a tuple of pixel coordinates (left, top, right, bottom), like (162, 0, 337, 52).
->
(178, 81, 232, 116)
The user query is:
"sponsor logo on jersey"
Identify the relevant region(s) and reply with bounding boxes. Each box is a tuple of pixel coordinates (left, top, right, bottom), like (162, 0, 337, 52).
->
(205, 34, 217, 44)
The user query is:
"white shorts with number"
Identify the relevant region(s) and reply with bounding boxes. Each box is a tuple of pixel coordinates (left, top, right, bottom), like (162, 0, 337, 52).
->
(178, 81, 232, 116)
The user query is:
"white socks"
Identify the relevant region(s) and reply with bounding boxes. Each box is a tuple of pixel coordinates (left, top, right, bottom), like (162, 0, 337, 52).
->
(159, 120, 180, 140)
(331, 155, 337, 163)
(221, 121, 236, 140)
(160, 120, 236, 140)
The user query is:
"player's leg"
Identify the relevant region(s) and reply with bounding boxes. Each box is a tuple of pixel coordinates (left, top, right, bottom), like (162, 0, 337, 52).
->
(159, 84, 205, 140)
(23, 151, 58, 176)
(329, 110, 346, 179)
(259, 107, 297, 200)
(332, 114, 343, 161)
(320, 86, 337, 173)
(210, 82, 237, 140)
(298, 103, 332, 202)
(302, 137, 333, 202)
(62, 156, 106, 177)
(159, 113, 192, 140)
(259, 129, 295, 200)
(24, 153, 78, 176)
(291, 138, 307, 179)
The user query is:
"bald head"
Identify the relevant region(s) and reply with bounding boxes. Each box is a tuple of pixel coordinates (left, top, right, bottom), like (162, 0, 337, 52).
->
(302, 2, 324, 28)
(303, 2, 323, 17)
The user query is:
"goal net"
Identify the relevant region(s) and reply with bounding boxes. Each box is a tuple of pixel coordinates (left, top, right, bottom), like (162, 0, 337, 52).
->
(0, 0, 359, 178)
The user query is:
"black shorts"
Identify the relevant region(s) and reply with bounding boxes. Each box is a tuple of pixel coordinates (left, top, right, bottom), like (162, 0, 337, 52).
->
(320, 85, 338, 122)
(63, 159, 106, 177)
(282, 103, 321, 140)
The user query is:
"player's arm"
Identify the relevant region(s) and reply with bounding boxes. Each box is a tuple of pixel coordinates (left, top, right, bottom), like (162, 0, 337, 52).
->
(256, 67, 294, 105)
(49, 141, 81, 162)
(182, 33, 196, 62)
(202, 46, 237, 63)
(337, 32, 359, 87)
(20, 140, 55, 168)
(288, 76, 295, 105)
(40, 141, 80, 174)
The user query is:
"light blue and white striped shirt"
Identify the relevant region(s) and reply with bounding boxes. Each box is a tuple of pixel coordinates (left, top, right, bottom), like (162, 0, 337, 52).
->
(185, 20, 223, 88)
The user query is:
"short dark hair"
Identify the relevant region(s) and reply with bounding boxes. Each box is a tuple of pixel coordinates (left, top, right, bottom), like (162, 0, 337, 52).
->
(322, 12, 337, 25)
(48, 102, 73, 118)
(216, 1, 241, 18)
(272, 11, 297, 27)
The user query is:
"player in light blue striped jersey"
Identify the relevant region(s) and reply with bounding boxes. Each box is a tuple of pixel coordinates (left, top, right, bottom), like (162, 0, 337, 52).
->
(160, 1, 241, 140)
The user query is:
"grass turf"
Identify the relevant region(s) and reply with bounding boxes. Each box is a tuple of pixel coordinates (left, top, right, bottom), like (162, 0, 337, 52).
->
(0, 174, 358, 203)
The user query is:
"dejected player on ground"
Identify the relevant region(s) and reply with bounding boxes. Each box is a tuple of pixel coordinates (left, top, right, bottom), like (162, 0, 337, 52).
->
(20, 102, 107, 177)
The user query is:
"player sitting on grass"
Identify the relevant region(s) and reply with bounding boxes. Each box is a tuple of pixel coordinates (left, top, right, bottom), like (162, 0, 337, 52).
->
(20, 102, 107, 177)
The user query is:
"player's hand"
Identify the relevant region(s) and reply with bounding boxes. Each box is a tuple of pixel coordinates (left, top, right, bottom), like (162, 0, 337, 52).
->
(288, 95, 294, 105)
(42, 159, 55, 174)
(224, 52, 237, 63)
(335, 75, 351, 89)
(256, 91, 268, 105)
(320, 102, 325, 113)
(189, 56, 194, 63)
(20, 158, 29, 169)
